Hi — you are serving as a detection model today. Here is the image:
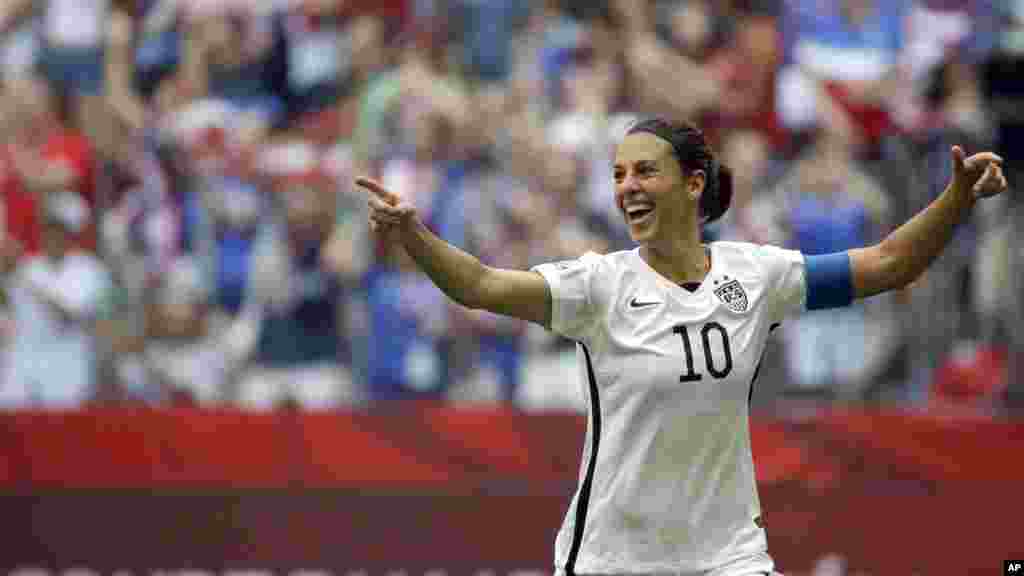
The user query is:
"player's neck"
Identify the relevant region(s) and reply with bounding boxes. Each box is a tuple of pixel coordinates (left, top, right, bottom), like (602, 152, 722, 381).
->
(640, 238, 709, 287)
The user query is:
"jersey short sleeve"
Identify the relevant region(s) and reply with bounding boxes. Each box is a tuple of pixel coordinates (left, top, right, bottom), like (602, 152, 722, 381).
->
(757, 245, 807, 324)
(758, 245, 855, 323)
(531, 251, 603, 341)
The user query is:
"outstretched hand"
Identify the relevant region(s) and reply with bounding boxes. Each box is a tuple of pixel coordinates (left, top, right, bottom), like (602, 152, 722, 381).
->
(952, 145, 1008, 201)
(355, 176, 418, 238)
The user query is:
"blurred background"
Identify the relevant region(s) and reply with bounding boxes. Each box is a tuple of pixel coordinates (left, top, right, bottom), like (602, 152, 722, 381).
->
(0, 0, 1022, 575)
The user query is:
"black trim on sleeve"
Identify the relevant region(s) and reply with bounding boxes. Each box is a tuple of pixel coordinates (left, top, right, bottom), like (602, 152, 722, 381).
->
(565, 342, 601, 576)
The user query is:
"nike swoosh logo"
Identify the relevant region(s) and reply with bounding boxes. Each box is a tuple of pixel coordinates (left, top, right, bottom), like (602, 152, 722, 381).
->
(628, 297, 660, 309)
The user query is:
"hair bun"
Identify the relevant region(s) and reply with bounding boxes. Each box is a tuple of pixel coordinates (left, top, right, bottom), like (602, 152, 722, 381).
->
(703, 163, 733, 224)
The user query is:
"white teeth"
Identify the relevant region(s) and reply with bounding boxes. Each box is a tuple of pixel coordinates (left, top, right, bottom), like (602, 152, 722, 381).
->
(626, 205, 654, 225)
(626, 205, 653, 215)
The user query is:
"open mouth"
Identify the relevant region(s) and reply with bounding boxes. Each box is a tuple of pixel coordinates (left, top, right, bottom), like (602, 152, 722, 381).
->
(625, 205, 655, 226)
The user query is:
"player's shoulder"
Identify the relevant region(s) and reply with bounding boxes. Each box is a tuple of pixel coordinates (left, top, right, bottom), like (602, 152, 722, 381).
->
(580, 248, 634, 263)
(713, 241, 802, 269)
(589, 248, 649, 281)
(711, 241, 769, 273)
(711, 241, 760, 258)
(538, 249, 629, 273)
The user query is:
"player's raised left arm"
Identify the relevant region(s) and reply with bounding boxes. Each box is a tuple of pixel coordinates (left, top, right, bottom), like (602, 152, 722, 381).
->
(849, 146, 1008, 299)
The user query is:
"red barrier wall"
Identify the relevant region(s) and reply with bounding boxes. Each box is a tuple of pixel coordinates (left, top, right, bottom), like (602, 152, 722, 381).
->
(1, 406, 1021, 575)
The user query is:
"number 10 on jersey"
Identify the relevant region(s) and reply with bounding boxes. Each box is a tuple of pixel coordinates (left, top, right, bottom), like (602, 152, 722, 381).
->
(673, 323, 733, 381)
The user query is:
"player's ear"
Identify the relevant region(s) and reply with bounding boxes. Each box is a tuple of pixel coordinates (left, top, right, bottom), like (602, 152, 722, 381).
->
(686, 169, 706, 205)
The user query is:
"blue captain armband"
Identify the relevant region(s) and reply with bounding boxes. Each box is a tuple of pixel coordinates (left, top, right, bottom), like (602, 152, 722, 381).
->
(804, 252, 854, 311)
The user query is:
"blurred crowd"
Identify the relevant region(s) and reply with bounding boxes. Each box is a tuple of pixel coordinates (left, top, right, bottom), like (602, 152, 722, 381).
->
(0, 0, 1020, 412)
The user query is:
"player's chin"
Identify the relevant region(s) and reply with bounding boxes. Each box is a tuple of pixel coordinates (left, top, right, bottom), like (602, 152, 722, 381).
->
(625, 215, 658, 243)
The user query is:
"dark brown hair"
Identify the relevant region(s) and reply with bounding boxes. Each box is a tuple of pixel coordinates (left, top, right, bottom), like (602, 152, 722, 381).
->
(627, 118, 733, 224)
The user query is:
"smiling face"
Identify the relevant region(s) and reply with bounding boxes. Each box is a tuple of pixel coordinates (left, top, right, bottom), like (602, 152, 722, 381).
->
(614, 132, 704, 245)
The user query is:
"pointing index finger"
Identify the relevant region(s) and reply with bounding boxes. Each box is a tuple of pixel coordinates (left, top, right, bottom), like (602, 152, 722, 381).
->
(356, 177, 398, 205)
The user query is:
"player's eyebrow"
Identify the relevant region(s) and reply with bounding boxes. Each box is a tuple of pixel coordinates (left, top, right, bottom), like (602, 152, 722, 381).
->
(613, 159, 660, 171)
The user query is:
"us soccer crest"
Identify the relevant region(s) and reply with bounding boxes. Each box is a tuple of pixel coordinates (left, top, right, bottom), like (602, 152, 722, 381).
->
(714, 278, 748, 313)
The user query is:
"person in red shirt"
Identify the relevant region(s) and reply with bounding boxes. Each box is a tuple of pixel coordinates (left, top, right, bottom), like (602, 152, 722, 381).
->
(0, 144, 38, 255)
(2, 75, 97, 255)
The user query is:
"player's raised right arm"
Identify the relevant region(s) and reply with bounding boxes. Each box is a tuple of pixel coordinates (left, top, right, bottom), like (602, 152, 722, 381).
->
(356, 177, 552, 328)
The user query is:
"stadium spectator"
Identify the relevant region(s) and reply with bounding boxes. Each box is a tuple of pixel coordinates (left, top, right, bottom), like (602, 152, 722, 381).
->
(545, 23, 639, 250)
(393, 17, 472, 158)
(454, 0, 531, 86)
(622, 0, 723, 127)
(232, 141, 357, 410)
(770, 130, 895, 398)
(183, 4, 285, 128)
(502, 0, 583, 123)
(345, 13, 400, 175)
(281, 0, 353, 121)
(710, 129, 776, 243)
(0, 191, 109, 408)
(906, 49, 1007, 404)
(992, 0, 1024, 403)
(707, 6, 786, 149)
(776, 0, 910, 153)
(363, 248, 451, 404)
(3, 74, 98, 254)
(364, 111, 460, 404)
(0, 2, 37, 84)
(0, 0, 118, 135)
(142, 255, 235, 406)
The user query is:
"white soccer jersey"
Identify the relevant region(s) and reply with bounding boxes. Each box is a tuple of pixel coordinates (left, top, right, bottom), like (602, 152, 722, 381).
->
(532, 241, 809, 576)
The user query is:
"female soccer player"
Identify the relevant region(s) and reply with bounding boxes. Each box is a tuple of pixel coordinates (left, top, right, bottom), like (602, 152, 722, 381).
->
(357, 117, 1008, 576)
